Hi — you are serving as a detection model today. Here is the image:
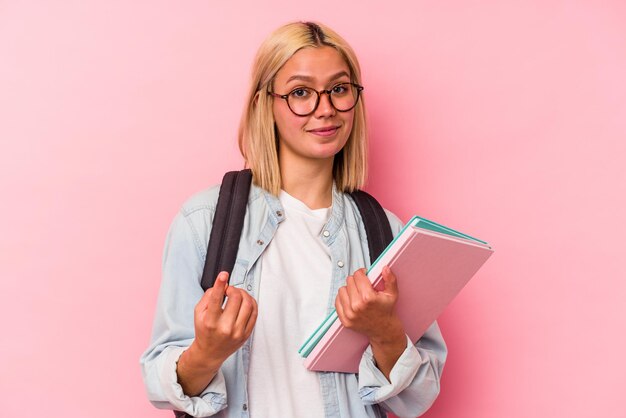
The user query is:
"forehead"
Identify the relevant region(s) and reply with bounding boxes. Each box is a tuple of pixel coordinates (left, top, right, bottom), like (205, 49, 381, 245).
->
(274, 46, 351, 86)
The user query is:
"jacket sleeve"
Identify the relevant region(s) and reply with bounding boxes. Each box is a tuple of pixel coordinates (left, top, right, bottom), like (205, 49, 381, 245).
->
(357, 209, 448, 418)
(139, 190, 228, 417)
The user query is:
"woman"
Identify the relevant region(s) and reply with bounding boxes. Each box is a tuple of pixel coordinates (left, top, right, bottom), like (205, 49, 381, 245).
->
(141, 21, 447, 417)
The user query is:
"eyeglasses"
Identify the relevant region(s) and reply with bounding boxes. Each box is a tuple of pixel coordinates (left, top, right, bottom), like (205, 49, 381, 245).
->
(268, 82, 364, 116)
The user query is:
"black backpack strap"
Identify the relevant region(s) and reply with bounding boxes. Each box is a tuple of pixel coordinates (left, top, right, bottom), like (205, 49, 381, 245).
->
(348, 189, 394, 263)
(201, 169, 252, 291)
(175, 169, 251, 418)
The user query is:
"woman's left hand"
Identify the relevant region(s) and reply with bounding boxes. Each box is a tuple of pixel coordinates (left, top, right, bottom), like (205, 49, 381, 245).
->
(335, 266, 407, 379)
(335, 266, 403, 340)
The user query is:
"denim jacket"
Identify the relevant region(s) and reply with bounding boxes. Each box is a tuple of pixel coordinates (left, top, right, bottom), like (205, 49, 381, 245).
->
(140, 182, 447, 418)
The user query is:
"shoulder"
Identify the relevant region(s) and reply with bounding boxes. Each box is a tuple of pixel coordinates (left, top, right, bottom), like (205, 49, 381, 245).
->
(179, 184, 222, 217)
(341, 191, 405, 236)
(163, 185, 222, 257)
(177, 181, 267, 225)
(383, 208, 405, 236)
(166, 181, 266, 253)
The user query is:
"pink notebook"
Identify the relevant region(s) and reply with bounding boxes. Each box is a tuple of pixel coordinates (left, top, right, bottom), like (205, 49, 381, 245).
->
(301, 217, 493, 373)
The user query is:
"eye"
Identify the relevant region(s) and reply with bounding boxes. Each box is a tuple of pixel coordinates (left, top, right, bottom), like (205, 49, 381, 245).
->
(290, 88, 311, 98)
(331, 84, 348, 94)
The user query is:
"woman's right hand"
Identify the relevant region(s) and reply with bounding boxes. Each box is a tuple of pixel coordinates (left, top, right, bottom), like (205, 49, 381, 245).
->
(177, 272, 258, 396)
(193, 271, 258, 361)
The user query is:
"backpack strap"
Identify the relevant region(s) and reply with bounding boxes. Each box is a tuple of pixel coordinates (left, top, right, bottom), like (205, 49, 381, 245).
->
(347, 189, 394, 262)
(200, 169, 252, 291)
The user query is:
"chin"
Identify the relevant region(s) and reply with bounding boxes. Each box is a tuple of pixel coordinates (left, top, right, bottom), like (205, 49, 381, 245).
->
(307, 145, 346, 161)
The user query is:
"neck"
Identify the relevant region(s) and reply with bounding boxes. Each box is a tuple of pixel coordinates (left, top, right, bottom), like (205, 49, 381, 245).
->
(279, 157, 334, 210)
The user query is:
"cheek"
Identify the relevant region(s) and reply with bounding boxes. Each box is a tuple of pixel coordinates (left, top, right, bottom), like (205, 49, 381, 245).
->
(345, 117, 354, 133)
(274, 105, 305, 138)
(342, 113, 355, 140)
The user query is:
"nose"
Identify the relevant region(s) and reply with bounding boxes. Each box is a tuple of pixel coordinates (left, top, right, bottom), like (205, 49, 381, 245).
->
(314, 91, 336, 118)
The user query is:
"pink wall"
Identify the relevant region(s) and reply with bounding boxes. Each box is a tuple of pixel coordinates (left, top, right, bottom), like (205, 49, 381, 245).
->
(1, 1, 624, 417)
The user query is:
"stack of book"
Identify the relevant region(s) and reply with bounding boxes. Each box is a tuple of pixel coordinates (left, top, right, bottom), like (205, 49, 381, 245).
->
(299, 215, 493, 373)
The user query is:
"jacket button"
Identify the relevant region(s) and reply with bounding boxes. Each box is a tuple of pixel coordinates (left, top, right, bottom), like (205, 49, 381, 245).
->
(276, 210, 283, 217)
(323, 230, 330, 237)
(243, 404, 248, 411)
(247, 285, 252, 291)
(257, 239, 264, 245)
(337, 261, 344, 268)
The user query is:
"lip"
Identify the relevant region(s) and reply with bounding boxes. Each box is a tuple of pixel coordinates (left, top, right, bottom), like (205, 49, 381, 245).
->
(307, 125, 340, 136)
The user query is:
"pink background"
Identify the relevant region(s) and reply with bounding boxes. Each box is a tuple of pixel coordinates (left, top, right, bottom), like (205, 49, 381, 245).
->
(1, 1, 625, 417)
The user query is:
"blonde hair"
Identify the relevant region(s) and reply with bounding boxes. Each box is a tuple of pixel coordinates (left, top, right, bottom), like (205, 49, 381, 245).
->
(238, 21, 368, 195)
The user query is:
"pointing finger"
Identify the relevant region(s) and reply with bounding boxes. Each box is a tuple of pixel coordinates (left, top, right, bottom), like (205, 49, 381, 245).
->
(205, 271, 229, 311)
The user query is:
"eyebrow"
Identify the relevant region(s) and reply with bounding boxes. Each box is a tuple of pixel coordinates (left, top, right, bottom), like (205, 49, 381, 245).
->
(285, 71, 350, 84)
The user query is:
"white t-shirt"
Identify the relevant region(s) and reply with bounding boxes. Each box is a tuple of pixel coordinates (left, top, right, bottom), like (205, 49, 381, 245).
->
(247, 190, 332, 417)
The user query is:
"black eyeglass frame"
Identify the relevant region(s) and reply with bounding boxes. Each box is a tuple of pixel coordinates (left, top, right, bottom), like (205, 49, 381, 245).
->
(267, 82, 364, 116)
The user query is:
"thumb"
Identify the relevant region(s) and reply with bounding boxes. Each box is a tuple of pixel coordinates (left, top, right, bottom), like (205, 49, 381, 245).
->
(381, 266, 398, 296)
